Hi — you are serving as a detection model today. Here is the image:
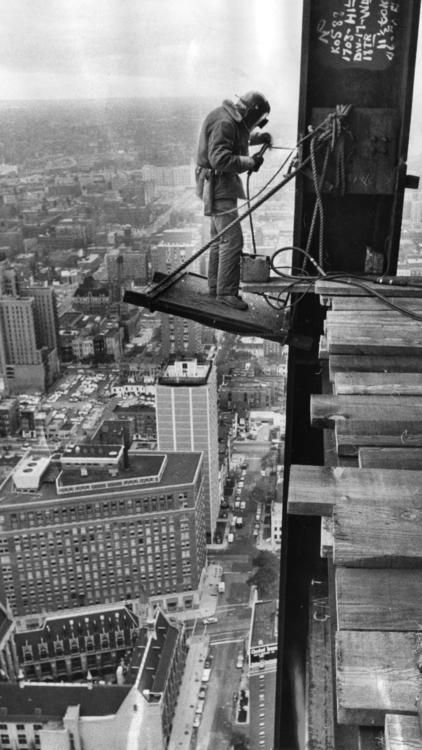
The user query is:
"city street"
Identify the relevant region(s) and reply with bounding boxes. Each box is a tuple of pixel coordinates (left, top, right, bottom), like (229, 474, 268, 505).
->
(196, 641, 248, 750)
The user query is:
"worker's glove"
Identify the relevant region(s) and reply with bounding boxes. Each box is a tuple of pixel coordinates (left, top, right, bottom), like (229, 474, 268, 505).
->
(250, 153, 264, 172)
(249, 131, 272, 147)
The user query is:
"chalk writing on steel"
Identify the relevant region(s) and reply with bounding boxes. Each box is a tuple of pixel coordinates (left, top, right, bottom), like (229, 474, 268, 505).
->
(315, 0, 400, 69)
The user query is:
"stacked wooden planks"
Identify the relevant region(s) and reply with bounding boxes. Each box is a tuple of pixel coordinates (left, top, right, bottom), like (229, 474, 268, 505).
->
(288, 281, 422, 749)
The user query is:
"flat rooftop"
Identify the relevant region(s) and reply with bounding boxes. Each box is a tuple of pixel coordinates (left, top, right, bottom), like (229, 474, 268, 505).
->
(59, 452, 165, 488)
(61, 444, 123, 460)
(0, 451, 202, 507)
(0, 682, 131, 721)
(251, 600, 278, 648)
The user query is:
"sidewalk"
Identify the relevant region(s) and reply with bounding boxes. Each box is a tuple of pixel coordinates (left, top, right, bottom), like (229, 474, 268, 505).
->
(171, 562, 222, 624)
(168, 634, 210, 750)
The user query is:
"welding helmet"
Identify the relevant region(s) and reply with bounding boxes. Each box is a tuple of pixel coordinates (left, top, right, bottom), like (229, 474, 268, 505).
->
(238, 91, 271, 129)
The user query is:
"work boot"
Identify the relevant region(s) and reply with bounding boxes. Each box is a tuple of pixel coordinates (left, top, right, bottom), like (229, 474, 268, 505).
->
(217, 294, 248, 311)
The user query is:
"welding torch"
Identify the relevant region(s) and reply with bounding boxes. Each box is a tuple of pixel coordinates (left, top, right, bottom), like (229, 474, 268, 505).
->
(248, 140, 271, 175)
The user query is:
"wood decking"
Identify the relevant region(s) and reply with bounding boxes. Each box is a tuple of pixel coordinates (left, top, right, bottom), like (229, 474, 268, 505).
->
(288, 282, 422, 749)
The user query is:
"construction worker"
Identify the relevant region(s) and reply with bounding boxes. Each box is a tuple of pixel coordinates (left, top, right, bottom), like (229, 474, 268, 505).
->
(196, 91, 271, 311)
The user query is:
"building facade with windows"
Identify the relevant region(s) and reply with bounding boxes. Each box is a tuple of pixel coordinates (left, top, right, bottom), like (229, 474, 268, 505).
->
(156, 358, 219, 542)
(0, 445, 206, 617)
(0, 605, 186, 750)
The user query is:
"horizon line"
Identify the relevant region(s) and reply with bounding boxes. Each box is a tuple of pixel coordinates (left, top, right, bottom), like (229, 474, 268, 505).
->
(0, 94, 215, 104)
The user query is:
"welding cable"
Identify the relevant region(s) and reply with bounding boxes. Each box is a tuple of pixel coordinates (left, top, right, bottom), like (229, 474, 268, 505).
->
(212, 146, 296, 219)
(319, 273, 422, 322)
(260, 275, 316, 312)
(263, 244, 422, 323)
(257, 246, 325, 314)
(246, 170, 258, 256)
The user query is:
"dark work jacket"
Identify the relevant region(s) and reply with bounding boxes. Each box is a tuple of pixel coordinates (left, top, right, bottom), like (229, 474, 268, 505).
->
(196, 100, 255, 202)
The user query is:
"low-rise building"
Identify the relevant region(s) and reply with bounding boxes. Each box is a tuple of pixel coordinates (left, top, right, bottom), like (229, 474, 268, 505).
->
(0, 604, 186, 750)
(247, 599, 279, 750)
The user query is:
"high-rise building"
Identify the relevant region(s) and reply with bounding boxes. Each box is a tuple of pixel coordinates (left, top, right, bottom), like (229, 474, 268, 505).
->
(106, 226, 149, 289)
(150, 239, 204, 357)
(160, 312, 203, 358)
(0, 445, 206, 617)
(20, 284, 59, 351)
(106, 246, 149, 286)
(156, 358, 219, 541)
(0, 297, 39, 364)
(0, 294, 60, 393)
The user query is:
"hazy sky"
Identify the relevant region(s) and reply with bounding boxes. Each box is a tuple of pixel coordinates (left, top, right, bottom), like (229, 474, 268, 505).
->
(3, 0, 422, 154)
(0, 0, 303, 103)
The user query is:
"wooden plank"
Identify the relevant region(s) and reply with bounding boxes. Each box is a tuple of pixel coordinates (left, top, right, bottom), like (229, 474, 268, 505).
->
(326, 310, 422, 325)
(336, 631, 422, 725)
(333, 372, 422, 396)
(288, 464, 341, 516)
(321, 516, 333, 557)
(241, 278, 314, 294)
(326, 321, 422, 336)
(319, 334, 328, 359)
(335, 422, 422, 457)
(316, 280, 422, 298)
(306, 584, 335, 750)
(333, 494, 422, 568)
(336, 569, 422, 631)
(288, 465, 422, 516)
(358, 448, 422, 469)
(327, 329, 422, 355)
(324, 424, 357, 468)
(311, 395, 422, 431)
(329, 355, 422, 378)
(332, 297, 422, 311)
(384, 715, 422, 750)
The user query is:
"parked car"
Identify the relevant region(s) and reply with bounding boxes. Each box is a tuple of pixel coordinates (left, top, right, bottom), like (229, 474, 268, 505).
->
(203, 616, 218, 625)
(236, 653, 244, 668)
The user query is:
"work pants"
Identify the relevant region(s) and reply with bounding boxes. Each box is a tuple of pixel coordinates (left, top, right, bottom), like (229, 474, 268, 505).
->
(208, 199, 243, 296)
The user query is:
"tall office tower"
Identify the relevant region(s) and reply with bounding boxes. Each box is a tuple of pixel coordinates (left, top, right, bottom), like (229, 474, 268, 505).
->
(0, 311, 7, 394)
(0, 297, 40, 364)
(106, 246, 149, 284)
(0, 264, 19, 296)
(150, 240, 205, 358)
(20, 284, 59, 351)
(0, 444, 206, 616)
(0, 295, 59, 393)
(160, 312, 203, 358)
(106, 226, 149, 287)
(156, 358, 219, 542)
